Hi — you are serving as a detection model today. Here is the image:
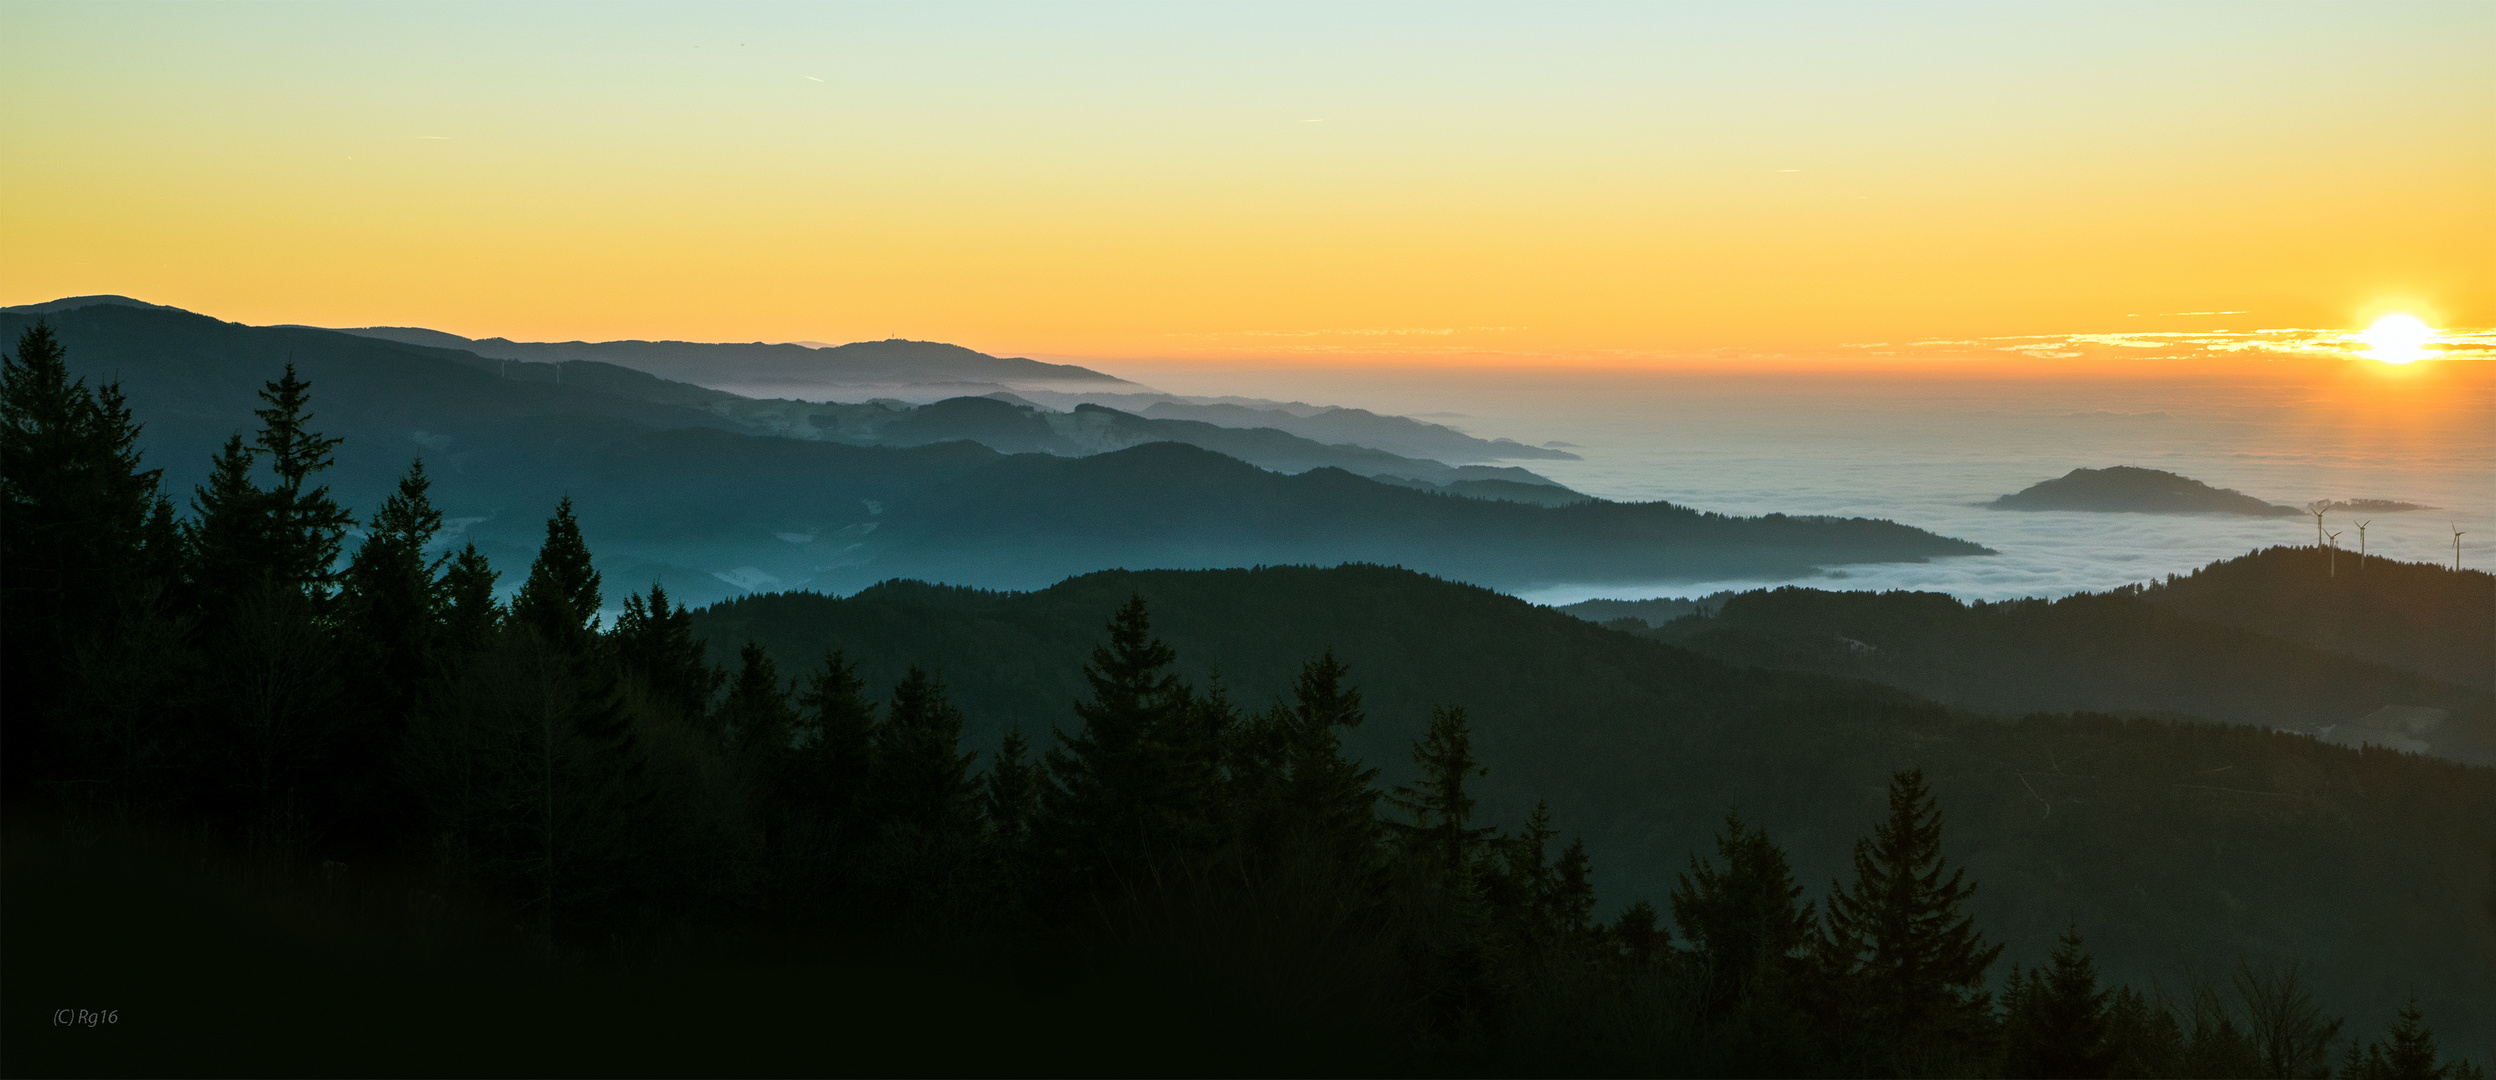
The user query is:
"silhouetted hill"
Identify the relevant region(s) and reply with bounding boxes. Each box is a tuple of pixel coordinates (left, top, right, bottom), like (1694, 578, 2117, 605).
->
(3, 303, 1983, 605)
(2142, 546, 2495, 692)
(1989, 465, 2301, 515)
(1, 293, 188, 316)
(1603, 581, 2495, 765)
(692, 564, 2496, 1054)
(1558, 593, 1738, 626)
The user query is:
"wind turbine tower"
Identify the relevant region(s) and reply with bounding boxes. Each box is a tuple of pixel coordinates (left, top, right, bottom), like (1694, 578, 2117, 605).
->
(2356, 520, 2370, 571)
(2456, 525, 2469, 571)
(2326, 530, 2341, 578)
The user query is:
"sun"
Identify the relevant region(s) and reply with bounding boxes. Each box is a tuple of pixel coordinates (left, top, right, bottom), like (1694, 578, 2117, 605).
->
(2358, 314, 2435, 364)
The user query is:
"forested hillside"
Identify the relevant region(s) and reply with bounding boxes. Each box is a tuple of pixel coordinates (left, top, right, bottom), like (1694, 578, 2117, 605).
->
(691, 567, 2496, 1059)
(2142, 547, 2494, 692)
(1594, 580, 2495, 764)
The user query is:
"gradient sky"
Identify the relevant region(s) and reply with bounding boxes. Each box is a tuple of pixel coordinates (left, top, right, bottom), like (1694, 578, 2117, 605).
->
(2, 1, 2488, 368)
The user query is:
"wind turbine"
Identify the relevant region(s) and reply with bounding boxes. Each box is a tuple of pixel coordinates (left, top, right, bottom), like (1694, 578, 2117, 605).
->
(2456, 524, 2469, 571)
(2305, 500, 2331, 547)
(2356, 520, 2370, 571)
(2325, 530, 2342, 578)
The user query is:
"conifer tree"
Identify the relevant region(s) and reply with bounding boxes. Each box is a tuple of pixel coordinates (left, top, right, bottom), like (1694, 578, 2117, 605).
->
(506, 499, 633, 762)
(1042, 595, 1207, 878)
(1276, 650, 1382, 862)
(2344, 999, 2479, 1080)
(1608, 899, 1668, 969)
(860, 667, 982, 917)
(983, 726, 1043, 852)
(249, 365, 352, 593)
(176, 373, 357, 845)
(1815, 767, 2004, 1075)
(339, 460, 446, 720)
(186, 434, 271, 615)
(1386, 705, 1496, 885)
(781, 647, 878, 893)
(795, 648, 876, 805)
(1549, 837, 1597, 939)
(871, 666, 978, 838)
(1671, 811, 1814, 1019)
(437, 542, 501, 654)
(1484, 800, 1595, 951)
(2001, 927, 2114, 1079)
(0, 323, 168, 601)
(1, 321, 174, 788)
(2100, 985, 2185, 1079)
(511, 497, 602, 652)
(715, 641, 796, 753)
(612, 583, 720, 724)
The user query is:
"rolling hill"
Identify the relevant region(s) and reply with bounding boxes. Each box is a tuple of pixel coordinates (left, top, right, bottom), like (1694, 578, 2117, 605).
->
(1989, 465, 2303, 515)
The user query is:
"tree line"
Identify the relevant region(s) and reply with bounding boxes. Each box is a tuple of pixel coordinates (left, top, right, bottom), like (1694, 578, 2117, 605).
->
(2, 322, 2481, 1078)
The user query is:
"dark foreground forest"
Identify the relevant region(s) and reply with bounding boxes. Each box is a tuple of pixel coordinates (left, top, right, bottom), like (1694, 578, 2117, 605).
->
(4, 324, 2490, 1077)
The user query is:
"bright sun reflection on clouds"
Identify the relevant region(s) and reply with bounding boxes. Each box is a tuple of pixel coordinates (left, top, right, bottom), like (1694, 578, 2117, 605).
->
(1836, 322, 2492, 368)
(2360, 314, 2435, 364)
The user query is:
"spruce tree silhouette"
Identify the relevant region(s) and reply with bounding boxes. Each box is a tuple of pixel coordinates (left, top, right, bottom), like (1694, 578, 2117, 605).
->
(250, 364, 352, 593)
(2002, 926, 2114, 1078)
(715, 641, 796, 752)
(613, 584, 722, 726)
(512, 497, 603, 652)
(339, 460, 446, 720)
(1815, 768, 2003, 1076)
(1386, 705, 1496, 886)
(0, 320, 173, 793)
(2343, 998, 2480, 1080)
(1672, 811, 1814, 1020)
(1276, 650, 1383, 867)
(436, 542, 501, 653)
(1042, 595, 1202, 883)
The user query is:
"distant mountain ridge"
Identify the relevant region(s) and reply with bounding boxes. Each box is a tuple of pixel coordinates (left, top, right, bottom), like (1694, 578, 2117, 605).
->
(3, 301, 1989, 607)
(331, 325, 1137, 394)
(1, 293, 189, 316)
(344, 329, 1578, 464)
(801, 395, 1584, 500)
(1988, 465, 2301, 515)
(4, 297, 1575, 467)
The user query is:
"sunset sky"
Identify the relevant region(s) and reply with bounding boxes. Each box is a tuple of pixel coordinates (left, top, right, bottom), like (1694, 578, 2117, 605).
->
(3, 1, 2488, 369)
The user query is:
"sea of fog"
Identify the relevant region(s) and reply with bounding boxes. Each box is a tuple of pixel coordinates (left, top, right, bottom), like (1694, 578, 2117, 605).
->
(1098, 362, 2494, 606)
